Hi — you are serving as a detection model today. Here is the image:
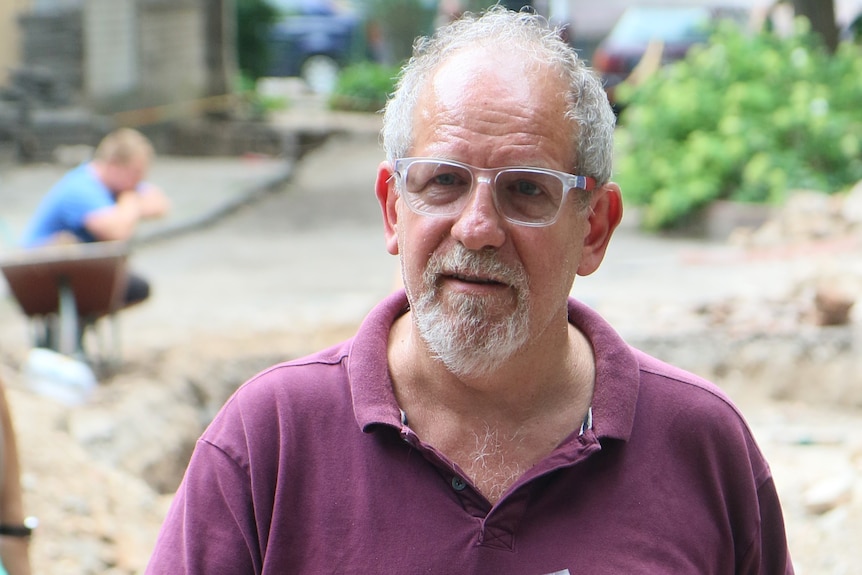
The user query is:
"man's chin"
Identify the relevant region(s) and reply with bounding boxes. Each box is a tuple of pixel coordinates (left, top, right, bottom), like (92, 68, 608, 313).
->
(428, 326, 524, 379)
(438, 289, 518, 321)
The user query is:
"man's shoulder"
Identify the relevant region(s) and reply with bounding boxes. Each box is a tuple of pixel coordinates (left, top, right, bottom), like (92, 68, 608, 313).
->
(203, 339, 356, 441)
(46, 163, 109, 202)
(53, 162, 95, 186)
(237, 339, 354, 401)
(632, 348, 735, 406)
(203, 294, 406, 448)
(630, 347, 758, 441)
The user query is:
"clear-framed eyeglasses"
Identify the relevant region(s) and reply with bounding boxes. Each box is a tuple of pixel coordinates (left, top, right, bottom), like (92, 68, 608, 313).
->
(392, 157, 597, 227)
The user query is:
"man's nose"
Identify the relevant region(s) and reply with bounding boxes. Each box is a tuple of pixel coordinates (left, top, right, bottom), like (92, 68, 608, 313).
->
(450, 177, 506, 250)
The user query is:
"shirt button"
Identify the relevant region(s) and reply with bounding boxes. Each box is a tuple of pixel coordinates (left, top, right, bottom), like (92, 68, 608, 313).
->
(451, 476, 467, 491)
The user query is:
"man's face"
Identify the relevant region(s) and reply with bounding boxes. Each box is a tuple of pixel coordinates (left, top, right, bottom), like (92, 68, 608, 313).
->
(379, 47, 612, 377)
(104, 156, 148, 194)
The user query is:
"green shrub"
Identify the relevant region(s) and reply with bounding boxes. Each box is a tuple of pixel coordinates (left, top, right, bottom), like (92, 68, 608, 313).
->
(232, 74, 288, 121)
(236, 0, 280, 82)
(614, 19, 862, 231)
(328, 62, 401, 112)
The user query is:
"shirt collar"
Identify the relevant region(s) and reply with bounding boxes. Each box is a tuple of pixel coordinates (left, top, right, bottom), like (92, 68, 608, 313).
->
(348, 291, 640, 442)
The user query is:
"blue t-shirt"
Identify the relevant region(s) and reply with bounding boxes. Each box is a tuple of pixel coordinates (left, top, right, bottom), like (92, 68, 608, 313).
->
(21, 163, 115, 247)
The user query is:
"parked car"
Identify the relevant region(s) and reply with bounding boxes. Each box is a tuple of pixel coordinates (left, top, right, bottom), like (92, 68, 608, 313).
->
(265, 0, 372, 94)
(591, 5, 747, 110)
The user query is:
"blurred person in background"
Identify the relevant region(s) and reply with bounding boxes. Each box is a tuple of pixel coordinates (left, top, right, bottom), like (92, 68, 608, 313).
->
(147, 7, 792, 573)
(20, 127, 170, 309)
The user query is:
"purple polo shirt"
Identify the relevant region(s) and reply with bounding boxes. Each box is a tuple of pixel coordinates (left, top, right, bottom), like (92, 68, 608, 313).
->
(147, 291, 793, 574)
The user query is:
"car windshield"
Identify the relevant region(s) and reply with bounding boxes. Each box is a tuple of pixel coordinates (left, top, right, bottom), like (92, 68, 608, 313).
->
(269, 0, 346, 15)
(608, 7, 712, 44)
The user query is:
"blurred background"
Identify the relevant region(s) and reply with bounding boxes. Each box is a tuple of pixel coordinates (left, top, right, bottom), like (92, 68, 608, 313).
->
(1, 0, 859, 161)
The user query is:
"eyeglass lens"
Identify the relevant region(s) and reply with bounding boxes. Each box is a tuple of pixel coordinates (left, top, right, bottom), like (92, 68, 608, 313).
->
(402, 160, 565, 225)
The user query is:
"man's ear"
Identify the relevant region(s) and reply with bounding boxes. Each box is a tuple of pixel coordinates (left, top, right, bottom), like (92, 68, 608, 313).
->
(577, 182, 623, 277)
(375, 161, 400, 255)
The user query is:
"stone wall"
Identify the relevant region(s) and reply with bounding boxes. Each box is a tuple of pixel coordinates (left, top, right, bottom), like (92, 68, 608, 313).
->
(3, 0, 221, 161)
(138, 1, 207, 107)
(634, 325, 862, 407)
(18, 8, 83, 104)
(0, 0, 31, 87)
(85, 0, 207, 111)
(83, 0, 137, 103)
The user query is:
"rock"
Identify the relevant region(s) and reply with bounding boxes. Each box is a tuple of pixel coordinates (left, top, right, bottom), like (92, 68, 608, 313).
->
(745, 189, 859, 247)
(68, 378, 202, 494)
(814, 284, 856, 326)
(782, 191, 835, 240)
(7, 384, 171, 575)
(843, 179, 862, 226)
(804, 472, 856, 515)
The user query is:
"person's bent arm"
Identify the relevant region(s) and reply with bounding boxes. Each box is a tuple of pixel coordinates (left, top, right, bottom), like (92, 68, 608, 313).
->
(136, 183, 170, 219)
(85, 184, 170, 242)
(0, 379, 32, 575)
(83, 190, 145, 241)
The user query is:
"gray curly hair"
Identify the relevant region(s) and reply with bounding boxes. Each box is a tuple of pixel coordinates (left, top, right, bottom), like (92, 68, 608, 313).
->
(381, 6, 616, 188)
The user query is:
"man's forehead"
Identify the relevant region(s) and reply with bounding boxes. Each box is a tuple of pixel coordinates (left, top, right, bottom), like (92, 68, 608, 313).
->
(412, 45, 571, 156)
(112, 155, 149, 170)
(428, 46, 538, 104)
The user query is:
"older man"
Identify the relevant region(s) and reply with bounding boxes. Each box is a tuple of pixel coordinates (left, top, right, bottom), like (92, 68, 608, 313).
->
(147, 8, 793, 574)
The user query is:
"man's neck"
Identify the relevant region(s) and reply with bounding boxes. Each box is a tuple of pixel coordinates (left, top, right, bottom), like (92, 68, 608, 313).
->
(89, 161, 114, 194)
(388, 313, 595, 503)
(392, 312, 592, 409)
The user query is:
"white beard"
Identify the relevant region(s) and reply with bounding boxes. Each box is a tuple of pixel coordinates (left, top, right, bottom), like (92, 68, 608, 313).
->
(403, 244, 531, 379)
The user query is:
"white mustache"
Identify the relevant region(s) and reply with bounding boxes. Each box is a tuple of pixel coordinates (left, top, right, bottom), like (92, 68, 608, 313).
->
(425, 245, 527, 289)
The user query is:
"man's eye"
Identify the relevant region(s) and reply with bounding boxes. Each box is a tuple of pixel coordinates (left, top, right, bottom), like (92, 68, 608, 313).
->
(513, 179, 543, 197)
(431, 172, 462, 186)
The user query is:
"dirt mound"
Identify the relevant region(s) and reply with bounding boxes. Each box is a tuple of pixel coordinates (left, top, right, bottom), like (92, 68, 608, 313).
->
(3, 324, 357, 574)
